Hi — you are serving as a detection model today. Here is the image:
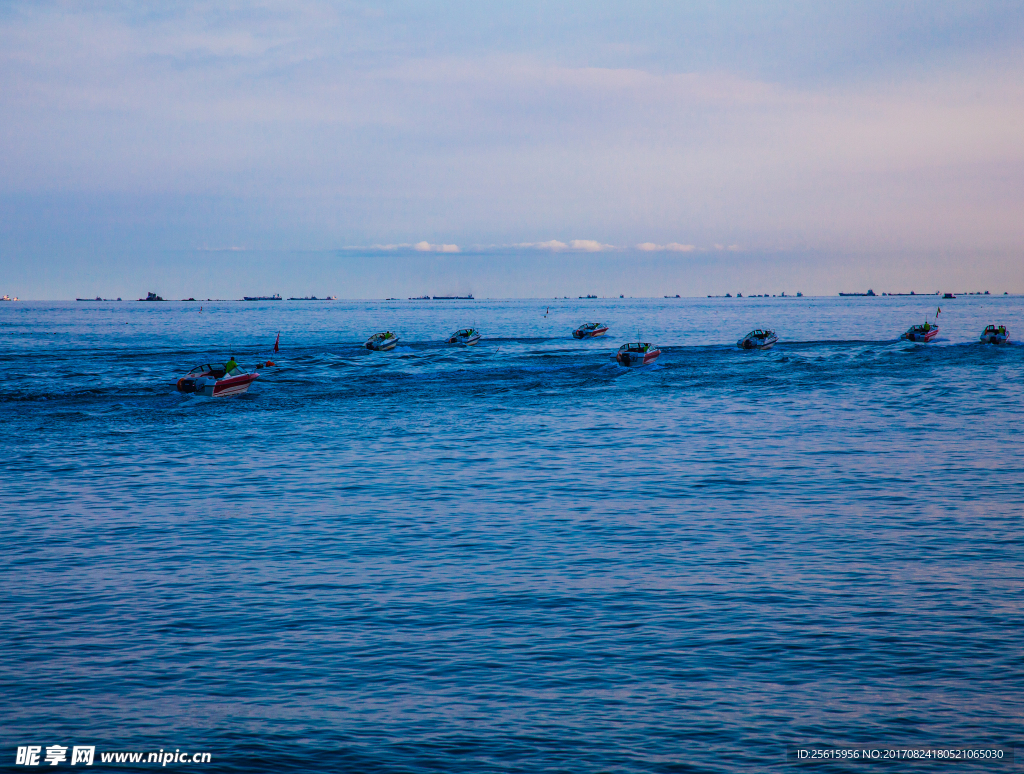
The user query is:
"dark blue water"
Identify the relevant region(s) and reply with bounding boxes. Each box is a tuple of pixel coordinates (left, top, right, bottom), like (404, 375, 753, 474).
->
(3, 297, 1022, 772)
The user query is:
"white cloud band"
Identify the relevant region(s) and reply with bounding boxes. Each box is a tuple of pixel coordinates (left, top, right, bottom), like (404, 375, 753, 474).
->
(637, 242, 696, 252)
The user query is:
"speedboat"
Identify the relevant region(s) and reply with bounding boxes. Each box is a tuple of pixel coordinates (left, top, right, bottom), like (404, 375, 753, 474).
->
(447, 328, 481, 346)
(616, 342, 660, 367)
(980, 324, 1009, 344)
(176, 363, 259, 397)
(573, 322, 609, 339)
(901, 323, 938, 342)
(737, 329, 778, 350)
(366, 331, 399, 351)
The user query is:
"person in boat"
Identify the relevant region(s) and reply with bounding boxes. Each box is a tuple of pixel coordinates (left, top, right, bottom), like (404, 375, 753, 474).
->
(923, 322, 930, 331)
(224, 355, 238, 374)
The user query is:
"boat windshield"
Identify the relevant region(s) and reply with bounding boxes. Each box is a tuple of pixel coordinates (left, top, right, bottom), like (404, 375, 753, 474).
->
(187, 364, 227, 378)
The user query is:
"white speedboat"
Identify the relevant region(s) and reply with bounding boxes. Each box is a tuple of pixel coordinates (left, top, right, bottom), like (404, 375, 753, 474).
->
(176, 363, 259, 397)
(447, 328, 481, 346)
(737, 329, 778, 350)
(980, 325, 1009, 344)
(616, 342, 660, 367)
(573, 322, 609, 339)
(366, 331, 399, 351)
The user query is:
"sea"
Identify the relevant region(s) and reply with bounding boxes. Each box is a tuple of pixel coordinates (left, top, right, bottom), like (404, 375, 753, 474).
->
(2, 295, 1022, 773)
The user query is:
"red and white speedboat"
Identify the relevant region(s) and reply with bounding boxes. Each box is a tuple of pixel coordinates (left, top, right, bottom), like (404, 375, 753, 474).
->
(573, 322, 609, 339)
(616, 342, 660, 367)
(901, 323, 938, 342)
(176, 364, 259, 397)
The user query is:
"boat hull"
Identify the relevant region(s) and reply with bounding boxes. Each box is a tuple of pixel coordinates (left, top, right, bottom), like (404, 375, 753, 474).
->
(448, 333, 481, 346)
(737, 337, 777, 350)
(980, 332, 1009, 344)
(617, 348, 660, 367)
(366, 336, 399, 351)
(573, 327, 608, 339)
(180, 373, 259, 397)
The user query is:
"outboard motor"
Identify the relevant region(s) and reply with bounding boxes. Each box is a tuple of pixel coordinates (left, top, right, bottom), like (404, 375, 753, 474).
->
(176, 377, 197, 393)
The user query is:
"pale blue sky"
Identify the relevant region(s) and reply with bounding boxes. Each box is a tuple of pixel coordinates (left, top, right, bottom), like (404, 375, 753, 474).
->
(1, 1, 1022, 298)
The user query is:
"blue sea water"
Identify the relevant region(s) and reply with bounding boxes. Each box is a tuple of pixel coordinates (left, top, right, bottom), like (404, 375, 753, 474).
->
(2, 296, 1022, 773)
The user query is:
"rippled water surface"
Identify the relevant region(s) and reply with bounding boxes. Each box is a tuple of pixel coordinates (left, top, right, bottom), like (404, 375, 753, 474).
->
(3, 297, 1023, 772)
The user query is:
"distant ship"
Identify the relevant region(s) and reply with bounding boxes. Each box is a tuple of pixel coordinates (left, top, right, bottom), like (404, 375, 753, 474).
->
(839, 289, 876, 296)
(432, 294, 474, 300)
(579, 294, 597, 299)
(243, 294, 282, 301)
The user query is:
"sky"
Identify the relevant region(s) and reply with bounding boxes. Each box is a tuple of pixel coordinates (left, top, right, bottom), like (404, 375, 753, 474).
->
(1, 0, 1023, 299)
